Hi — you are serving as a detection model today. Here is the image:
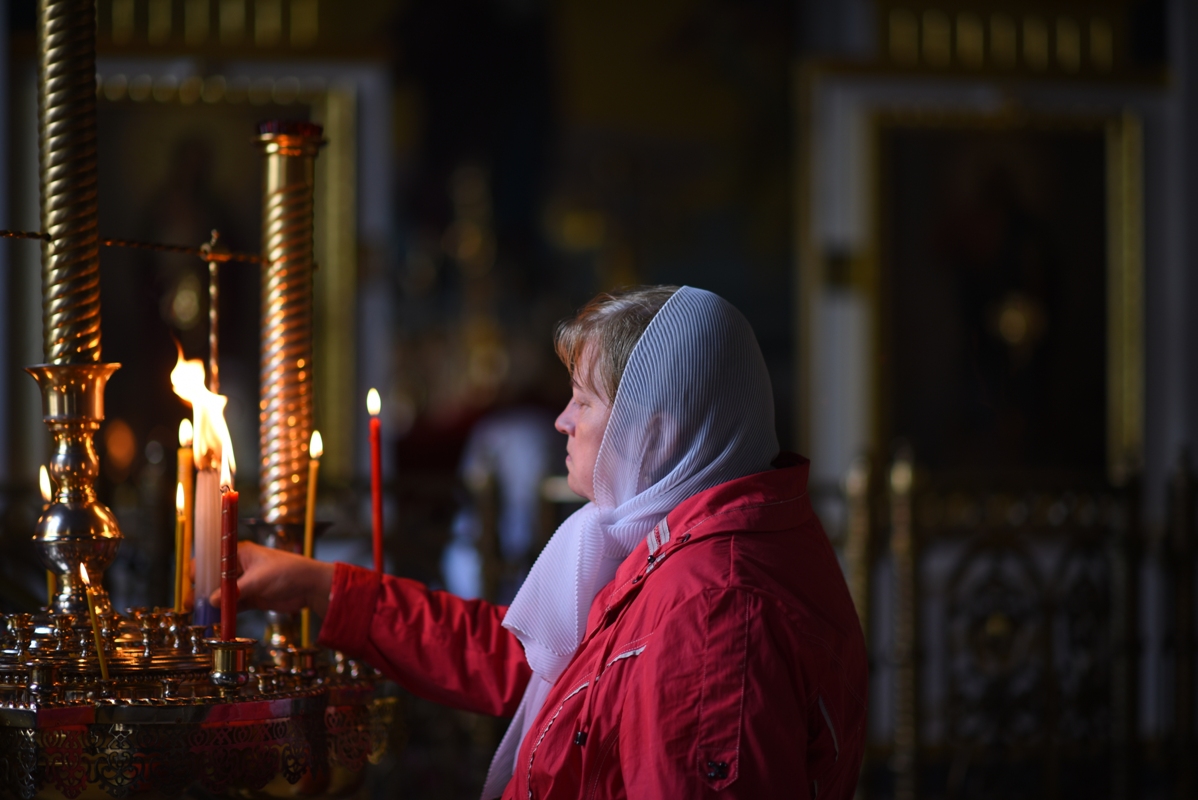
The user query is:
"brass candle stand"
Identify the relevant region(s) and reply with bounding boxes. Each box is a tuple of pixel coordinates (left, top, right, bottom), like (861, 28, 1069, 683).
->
(27, 363, 121, 617)
(0, 1, 396, 796)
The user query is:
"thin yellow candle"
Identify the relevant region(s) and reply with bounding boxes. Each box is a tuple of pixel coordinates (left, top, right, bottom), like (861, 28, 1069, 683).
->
(178, 419, 195, 609)
(301, 430, 323, 648)
(40, 466, 54, 606)
(174, 483, 186, 612)
(79, 564, 110, 682)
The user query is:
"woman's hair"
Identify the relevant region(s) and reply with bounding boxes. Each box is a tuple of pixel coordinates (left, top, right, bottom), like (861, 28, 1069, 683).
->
(554, 285, 680, 403)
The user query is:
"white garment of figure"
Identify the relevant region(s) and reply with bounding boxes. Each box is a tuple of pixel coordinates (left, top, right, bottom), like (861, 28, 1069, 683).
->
(480, 286, 780, 798)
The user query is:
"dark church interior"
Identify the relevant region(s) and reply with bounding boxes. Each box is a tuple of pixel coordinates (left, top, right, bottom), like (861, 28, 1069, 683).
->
(0, 0, 1193, 797)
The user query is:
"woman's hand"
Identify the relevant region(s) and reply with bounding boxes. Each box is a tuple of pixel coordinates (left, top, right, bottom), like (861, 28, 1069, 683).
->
(209, 541, 335, 617)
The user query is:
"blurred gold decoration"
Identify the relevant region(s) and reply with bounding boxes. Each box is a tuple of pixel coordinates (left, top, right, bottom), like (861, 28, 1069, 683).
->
(922, 9, 951, 67)
(876, 2, 1153, 81)
(956, 13, 984, 69)
(1023, 16, 1049, 70)
(889, 8, 919, 65)
(990, 13, 1018, 68)
(1056, 16, 1081, 73)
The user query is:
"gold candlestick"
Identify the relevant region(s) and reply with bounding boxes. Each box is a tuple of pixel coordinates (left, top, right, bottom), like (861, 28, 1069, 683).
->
(29, 363, 122, 616)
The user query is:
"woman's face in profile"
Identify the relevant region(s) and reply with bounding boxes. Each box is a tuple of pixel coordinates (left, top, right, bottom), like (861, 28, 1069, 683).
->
(554, 350, 613, 503)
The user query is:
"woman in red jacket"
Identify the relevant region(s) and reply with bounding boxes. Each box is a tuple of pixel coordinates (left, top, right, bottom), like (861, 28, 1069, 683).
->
(226, 286, 867, 799)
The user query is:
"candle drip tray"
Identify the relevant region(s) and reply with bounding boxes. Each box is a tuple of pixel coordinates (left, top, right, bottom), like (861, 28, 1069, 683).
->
(0, 608, 397, 799)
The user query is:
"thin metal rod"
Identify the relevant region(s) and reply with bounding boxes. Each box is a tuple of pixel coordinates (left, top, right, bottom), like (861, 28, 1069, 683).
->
(0, 228, 268, 264)
(209, 258, 219, 394)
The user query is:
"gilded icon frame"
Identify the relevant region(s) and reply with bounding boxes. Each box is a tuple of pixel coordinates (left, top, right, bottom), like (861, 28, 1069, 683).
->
(795, 65, 1145, 489)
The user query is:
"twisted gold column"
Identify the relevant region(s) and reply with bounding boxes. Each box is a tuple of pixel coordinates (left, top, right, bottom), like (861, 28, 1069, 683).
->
(257, 122, 323, 528)
(28, 0, 121, 616)
(38, 0, 102, 363)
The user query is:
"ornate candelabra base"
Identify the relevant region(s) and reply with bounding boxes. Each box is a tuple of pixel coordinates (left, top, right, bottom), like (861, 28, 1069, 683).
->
(26, 362, 122, 617)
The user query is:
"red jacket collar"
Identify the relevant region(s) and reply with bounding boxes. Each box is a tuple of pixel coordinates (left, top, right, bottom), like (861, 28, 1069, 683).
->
(603, 453, 813, 614)
(661, 452, 811, 543)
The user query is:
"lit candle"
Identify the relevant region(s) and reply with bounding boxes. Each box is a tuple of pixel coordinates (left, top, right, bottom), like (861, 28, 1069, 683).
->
(177, 419, 195, 610)
(39, 465, 54, 606)
(219, 457, 239, 641)
(171, 350, 236, 629)
(79, 564, 110, 682)
(301, 430, 323, 648)
(174, 483, 186, 613)
(367, 388, 384, 574)
(194, 468, 220, 627)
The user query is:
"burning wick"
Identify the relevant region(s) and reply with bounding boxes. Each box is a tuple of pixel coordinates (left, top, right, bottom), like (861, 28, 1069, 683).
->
(219, 456, 239, 641)
(367, 389, 384, 574)
(40, 466, 54, 606)
(79, 564, 110, 682)
(301, 430, 323, 648)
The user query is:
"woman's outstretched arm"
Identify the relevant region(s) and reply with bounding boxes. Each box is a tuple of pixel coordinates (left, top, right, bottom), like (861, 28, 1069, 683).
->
(215, 542, 532, 718)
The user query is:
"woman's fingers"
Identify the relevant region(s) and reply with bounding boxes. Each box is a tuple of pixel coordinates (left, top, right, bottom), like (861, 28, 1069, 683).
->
(209, 542, 330, 616)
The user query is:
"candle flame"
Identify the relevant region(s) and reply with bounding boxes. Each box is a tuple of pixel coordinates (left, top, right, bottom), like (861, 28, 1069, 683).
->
(220, 454, 232, 491)
(179, 418, 193, 448)
(176, 482, 185, 513)
(310, 430, 323, 459)
(171, 345, 236, 474)
(39, 465, 52, 503)
(367, 388, 381, 416)
(80, 563, 91, 586)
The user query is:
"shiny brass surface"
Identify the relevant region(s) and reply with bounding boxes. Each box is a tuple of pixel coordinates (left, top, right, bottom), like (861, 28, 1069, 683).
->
(0, 607, 390, 798)
(9, 1, 394, 793)
(206, 637, 255, 696)
(27, 363, 122, 617)
(257, 124, 325, 526)
(37, 0, 102, 364)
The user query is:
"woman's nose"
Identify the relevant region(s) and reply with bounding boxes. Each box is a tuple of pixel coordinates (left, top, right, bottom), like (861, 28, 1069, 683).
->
(555, 406, 574, 435)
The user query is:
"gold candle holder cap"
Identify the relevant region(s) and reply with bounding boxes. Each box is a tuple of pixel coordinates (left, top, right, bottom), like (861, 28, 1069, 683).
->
(291, 646, 319, 679)
(205, 637, 257, 691)
(28, 660, 60, 698)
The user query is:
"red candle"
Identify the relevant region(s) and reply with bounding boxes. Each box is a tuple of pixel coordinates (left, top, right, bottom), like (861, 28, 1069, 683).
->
(220, 458, 239, 640)
(368, 388, 384, 574)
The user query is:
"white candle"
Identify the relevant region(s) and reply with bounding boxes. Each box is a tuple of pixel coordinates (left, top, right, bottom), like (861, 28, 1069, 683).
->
(193, 467, 221, 627)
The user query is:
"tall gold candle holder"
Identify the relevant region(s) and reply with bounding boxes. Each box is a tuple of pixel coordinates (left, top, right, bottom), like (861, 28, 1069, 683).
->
(256, 120, 325, 652)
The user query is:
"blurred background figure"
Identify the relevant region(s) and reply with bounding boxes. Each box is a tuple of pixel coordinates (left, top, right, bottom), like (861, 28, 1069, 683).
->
(443, 406, 565, 603)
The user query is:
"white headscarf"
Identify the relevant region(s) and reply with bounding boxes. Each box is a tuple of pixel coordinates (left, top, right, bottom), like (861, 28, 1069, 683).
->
(481, 286, 779, 797)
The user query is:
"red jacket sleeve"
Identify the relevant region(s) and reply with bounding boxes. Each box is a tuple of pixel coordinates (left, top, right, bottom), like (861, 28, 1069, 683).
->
(318, 562, 532, 717)
(619, 588, 813, 798)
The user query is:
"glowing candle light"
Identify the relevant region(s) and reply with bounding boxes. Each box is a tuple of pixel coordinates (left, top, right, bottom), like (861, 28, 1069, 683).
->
(219, 456, 239, 641)
(40, 466, 53, 606)
(174, 483, 186, 613)
(367, 388, 384, 574)
(171, 347, 235, 629)
(301, 430, 323, 648)
(79, 564, 109, 682)
(177, 419, 195, 610)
